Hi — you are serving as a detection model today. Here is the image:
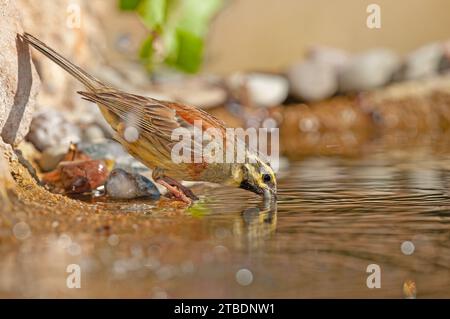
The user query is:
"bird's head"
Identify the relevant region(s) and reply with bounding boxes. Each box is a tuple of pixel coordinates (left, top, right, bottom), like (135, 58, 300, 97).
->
(232, 156, 277, 200)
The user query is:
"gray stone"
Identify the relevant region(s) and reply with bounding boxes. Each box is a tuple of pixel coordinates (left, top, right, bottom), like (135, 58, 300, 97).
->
(339, 49, 400, 92)
(306, 46, 350, 72)
(78, 140, 149, 173)
(402, 43, 445, 80)
(288, 61, 338, 102)
(228, 72, 289, 107)
(105, 168, 160, 199)
(0, 0, 41, 146)
(37, 144, 68, 172)
(83, 125, 106, 143)
(26, 110, 81, 151)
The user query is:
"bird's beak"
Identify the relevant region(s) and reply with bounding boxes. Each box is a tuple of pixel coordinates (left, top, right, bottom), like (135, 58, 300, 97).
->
(263, 188, 277, 201)
(239, 180, 277, 200)
(239, 180, 264, 195)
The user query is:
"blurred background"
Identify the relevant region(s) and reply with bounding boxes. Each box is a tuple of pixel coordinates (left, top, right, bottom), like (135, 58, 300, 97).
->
(206, 0, 450, 73)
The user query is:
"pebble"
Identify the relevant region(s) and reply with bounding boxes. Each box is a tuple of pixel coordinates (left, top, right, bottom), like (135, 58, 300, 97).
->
(105, 168, 160, 199)
(306, 45, 350, 72)
(401, 42, 444, 80)
(83, 125, 106, 143)
(42, 159, 112, 194)
(78, 140, 148, 173)
(228, 72, 289, 107)
(339, 49, 400, 92)
(288, 61, 338, 101)
(38, 145, 69, 172)
(439, 40, 450, 73)
(26, 110, 81, 151)
(146, 75, 227, 109)
(170, 78, 227, 109)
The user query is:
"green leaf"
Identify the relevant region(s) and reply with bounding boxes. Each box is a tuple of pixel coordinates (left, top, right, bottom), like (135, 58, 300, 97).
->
(139, 36, 153, 59)
(178, 0, 223, 36)
(139, 35, 154, 70)
(119, 0, 224, 74)
(137, 0, 167, 30)
(119, 0, 142, 11)
(170, 28, 203, 73)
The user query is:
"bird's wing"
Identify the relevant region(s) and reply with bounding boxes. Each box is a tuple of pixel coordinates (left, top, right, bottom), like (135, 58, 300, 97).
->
(78, 90, 228, 177)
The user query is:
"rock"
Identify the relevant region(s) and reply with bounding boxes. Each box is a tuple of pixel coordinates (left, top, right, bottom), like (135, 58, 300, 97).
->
(39, 142, 95, 172)
(105, 168, 160, 199)
(176, 85, 227, 109)
(17, 0, 148, 111)
(153, 76, 227, 109)
(0, 141, 15, 198)
(0, 0, 40, 146)
(288, 61, 338, 102)
(16, 140, 39, 162)
(78, 140, 126, 159)
(74, 106, 115, 140)
(339, 49, 400, 92)
(438, 54, 450, 74)
(14, 140, 41, 174)
(228, 73, 289, 107)
(78, 140, 148, 173)
(38, 144, 69, 172)
(83, 125, 106, 143)
(306, 45, 350, 72)
(26, 110, 81, 151)
(42, 159, 113, 194)
(402, 43, 444, 80)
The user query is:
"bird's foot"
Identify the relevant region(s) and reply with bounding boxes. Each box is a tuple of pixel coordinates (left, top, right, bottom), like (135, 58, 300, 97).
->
(152, 168, 199, 205)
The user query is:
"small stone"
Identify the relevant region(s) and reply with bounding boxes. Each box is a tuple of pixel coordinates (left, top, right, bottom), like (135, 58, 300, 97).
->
(83, 125, 105, 143)
(288, 61, 338, 101)
(26, 110, 81, 151)
(42, 159, 112, 194)
(79, 140, 149, 173)
(78, 140, 125, 159)
(401, 42, 445, 80)
(38, 144, 69, 172)
(229, 73, 289, 107)
(150, 75, 227, 109)
(171, 79, 227, 109)
(306, 45, 350, 72)
(438, 40, 450, 73)
(339, 49, 400, 92)
(105, 168, 160, 199)
(15, 141, 39, 162)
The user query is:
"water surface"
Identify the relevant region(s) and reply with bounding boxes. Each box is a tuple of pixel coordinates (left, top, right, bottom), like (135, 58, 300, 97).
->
(1, 142, 450, 298)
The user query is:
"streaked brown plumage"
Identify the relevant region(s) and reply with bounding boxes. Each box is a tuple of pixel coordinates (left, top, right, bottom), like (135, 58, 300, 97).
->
(23, 33, 277, 203)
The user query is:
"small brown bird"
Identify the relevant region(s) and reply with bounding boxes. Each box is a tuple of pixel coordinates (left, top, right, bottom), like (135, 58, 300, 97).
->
(23, 33, 277, 204)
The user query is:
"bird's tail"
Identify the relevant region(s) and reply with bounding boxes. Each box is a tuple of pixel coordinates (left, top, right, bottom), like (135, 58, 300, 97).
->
(22, 33, 104, 92)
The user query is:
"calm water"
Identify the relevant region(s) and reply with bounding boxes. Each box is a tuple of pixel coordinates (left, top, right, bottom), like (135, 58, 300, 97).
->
(1, 143, 450, 298)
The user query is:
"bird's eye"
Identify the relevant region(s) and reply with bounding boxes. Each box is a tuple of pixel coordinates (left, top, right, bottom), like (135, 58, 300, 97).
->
(262, 174, 271, 183)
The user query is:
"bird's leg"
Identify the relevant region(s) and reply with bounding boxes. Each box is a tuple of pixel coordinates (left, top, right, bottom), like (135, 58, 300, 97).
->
(152, 167, 199, 204)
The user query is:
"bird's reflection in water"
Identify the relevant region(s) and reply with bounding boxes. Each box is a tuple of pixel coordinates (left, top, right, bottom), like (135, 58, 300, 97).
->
(233, 200, 277, 249)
